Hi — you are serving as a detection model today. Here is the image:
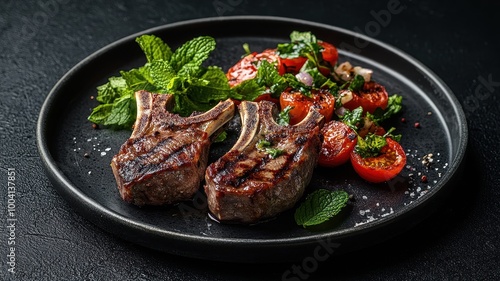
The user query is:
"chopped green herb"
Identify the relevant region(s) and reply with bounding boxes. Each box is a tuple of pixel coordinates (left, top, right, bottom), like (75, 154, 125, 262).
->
(242, 43, 251, 56)
(354, 126, 402, 158)
(212, 130, 227, 143)
(256, 139, 284, 158)
(277, 31, 318, 58)
(369, 94, 403, 123)
(355, 133, 387, 158)
(338, 106, 364, 131)
(277, 106, 293, 126)
(294, 189, 349, 227)
(348, 74, 365, 91)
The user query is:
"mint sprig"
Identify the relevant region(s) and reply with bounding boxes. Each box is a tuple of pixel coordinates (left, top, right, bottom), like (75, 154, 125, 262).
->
(88, 34, 237, 129)
(294, 189, 349, 227)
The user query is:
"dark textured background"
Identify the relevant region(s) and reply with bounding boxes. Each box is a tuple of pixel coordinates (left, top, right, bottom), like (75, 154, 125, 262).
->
(1, 0, 499, 280)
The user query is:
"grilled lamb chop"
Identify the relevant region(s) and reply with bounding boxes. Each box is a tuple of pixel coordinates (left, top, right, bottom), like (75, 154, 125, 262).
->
(204, 100, 324, 223)
(111, 90, 235, 206)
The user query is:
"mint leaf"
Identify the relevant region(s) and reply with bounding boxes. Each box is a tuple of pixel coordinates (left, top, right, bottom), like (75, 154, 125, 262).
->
(148, 60, 178, 91)
(172, 94, 211, 117)
(89, 34, 233, 129)
(120, 67, 157, 92)
(96, 76, 127, 104)
(232, 79, 265, 101)
(295, 189, 349, 227)
(170, 36, 216, 74)
(135, 34, 172, 63)
(187, 66, 235, 103)
(88, 103, 113, 124)
(103, 93, 136, 128)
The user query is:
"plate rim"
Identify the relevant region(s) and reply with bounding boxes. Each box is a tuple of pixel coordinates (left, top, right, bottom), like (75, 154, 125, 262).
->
(36, 15, 468, 260)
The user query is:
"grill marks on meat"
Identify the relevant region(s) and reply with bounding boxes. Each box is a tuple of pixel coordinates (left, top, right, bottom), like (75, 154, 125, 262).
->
(111, 91, 235, 206)
(205, 100, 324, 223)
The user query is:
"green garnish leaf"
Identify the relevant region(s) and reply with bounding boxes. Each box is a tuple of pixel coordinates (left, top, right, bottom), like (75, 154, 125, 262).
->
(348, 74, 365, 91)
(277, 106, 293, 126)
(148, 60, 178, 91)
(88, 103, 113, 125)
(232, 79, 265, 101)
(294, 189, 349, 227)
(95, 76, 127, 104)
(383, 127, 402, 142)
(242, 43, 251, 56)
(170, 36, 216, 75)
(370, 94, 403, 123)
(88, 34, 234, 129)
(103, 93, 136, 129)
(120, 67, 157, 92)
(213, 130, 227, 143)
(256, 139, 284, 158)
(355, 133, 388, 158)
(276, 31, 321, 60)
(135, 34, 172, 63)
(338, 106, 364, 131)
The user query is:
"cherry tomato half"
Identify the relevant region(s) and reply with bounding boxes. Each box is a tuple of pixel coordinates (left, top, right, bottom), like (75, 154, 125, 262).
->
(279, 88, 336, 125)
(253, 93, 279, 104)
(350, 138, 406, 183)
(343, 81, 389, 114)
(226, 49, 285, 87)
(357, 118, 386, 138)
(318, 121, 357, 167)
(318, 41, 339, 67)
(281, 56, 307, 74)
(280, 41, 339, 75)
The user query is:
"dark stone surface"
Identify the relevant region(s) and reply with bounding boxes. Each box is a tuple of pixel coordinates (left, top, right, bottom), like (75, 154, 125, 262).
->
(1, 0, 499, 280)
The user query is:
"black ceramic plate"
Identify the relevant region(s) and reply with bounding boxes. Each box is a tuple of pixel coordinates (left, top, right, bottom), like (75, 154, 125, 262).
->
(37, 16, 468, 263)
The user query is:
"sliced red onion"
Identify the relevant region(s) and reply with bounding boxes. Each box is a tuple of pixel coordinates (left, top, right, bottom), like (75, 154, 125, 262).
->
(295, 72, 313, 86)
(335, 106, 346, 117)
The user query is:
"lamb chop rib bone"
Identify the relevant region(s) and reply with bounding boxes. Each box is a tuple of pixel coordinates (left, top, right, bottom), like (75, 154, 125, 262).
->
(111, 90, 235, 206)
(205, 100, 325, 224)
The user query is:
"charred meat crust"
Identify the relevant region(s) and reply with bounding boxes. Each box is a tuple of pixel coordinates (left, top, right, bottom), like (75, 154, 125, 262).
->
(205, 100, 324, 223)
(111, 91, 235, 206)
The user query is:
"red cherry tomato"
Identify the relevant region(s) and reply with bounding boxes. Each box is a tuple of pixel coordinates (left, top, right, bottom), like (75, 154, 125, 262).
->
(343, 81, 389, 114)
(281, 56, 307, 74)
(318, 41, 339, 67)
(280, 41, 339, 75)
(253, 93, 279, 104)
(318, 121, 357, 167)
(226, 49, 285, 87)
(357, 118, 387, 138)
(279, 88, 336, 125)
(350, 138, 406, 183)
